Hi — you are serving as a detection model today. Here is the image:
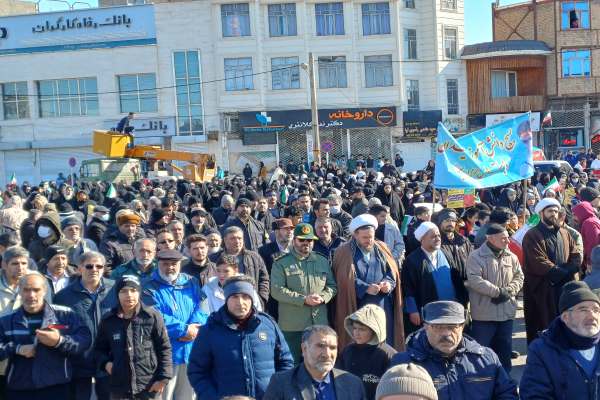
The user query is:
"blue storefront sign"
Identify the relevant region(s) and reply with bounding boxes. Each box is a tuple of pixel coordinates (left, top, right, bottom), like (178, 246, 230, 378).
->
(0, 4, 156, 55)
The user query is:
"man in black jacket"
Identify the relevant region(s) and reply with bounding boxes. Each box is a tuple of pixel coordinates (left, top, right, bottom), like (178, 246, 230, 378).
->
(181, 234, 217, 286)
(95, 276, 172, 400)
(221, 198, 266, 252)
(85, 206, 110, 248)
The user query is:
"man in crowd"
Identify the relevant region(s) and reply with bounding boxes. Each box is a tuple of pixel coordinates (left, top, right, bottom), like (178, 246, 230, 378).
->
(375, 363, 438, 400)
(328, 194, 352, 237)
(310, 199, 343, 238)
(42, 245, 73, 298)
(271, 223, 337, 361)
(111, 237, 157, 281)
(143, 249, 208, 400)
(313, 217, 345, 261)
(168, 220, 186, 253)
(264, 325, 366, 400)
(466, 223, 524, 373)
(100, 211, 144, 270)
(54, 251, 117, 400)
(188, 276, 294, 399)
(391, 301, 518, 400)
(182, 234, 216, 286)
(28, 211, 71, 263)
(186, 209, 213, 237)
(62, 216, 97, 266)
(369, 205, 405, 264)
(221, 198, 266, 252)
(85, 205, 110, 247)
(404, 206, 431, 255)
(332, 214, 404, 350)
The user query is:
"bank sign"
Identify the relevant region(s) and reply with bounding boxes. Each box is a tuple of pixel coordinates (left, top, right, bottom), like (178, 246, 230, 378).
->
(0, 4, 156, 55)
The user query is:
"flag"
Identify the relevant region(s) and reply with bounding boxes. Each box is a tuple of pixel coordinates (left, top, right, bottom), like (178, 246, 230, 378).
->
(279, 186, 288, 205)
(9, 173, 16, 186)
(543, 177, 560, 194)
(400, 215, 413, 236)
(106, 183, 117, 199)
(542, 112, 552, 127)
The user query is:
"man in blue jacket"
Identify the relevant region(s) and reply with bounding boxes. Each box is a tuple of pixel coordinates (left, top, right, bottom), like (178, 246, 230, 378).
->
(188, 275, 294, 400)
(54, 251, 118, 400)
(391, 301, 518, 400)
(521, 281, 600, 400)
(0, 271, 92, 400)
(143, 249, 208, 400)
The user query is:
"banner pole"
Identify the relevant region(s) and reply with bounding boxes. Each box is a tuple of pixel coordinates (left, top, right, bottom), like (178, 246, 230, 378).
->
(522, 179, 528, 222)
(432, 184, 436, 210)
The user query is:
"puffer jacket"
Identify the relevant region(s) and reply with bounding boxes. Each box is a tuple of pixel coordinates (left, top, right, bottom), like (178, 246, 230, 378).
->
(466, 243, 524, 322)
(521, 317, 600, 400)
(391, 330, 518, 400)
(0, 303, 92, 391)
(99, 228, 145, 268)
(142, 271, 208, 365)
(187, 307, 294, 400)
(573, 201, 600, 268)
(202, 276, 262, 313)
(28, 212, 72, 263)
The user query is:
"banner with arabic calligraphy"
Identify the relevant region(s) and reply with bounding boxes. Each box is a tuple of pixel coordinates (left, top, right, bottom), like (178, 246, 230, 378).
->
(434, 112, 534, 189)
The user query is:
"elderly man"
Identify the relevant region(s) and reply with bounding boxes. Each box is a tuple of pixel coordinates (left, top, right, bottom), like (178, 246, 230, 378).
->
(143, 249, 208, 400)
(168, 220, 186, 253)
(62, 216, 97, 266)
(521, 281, 600, 399)
(264, 325, 366, 400)
(221, 198, 266, 252)
(332, 214, 403, 351)
(100, 212, 144, 270)
(522, 197, 582, 343)
(54, 251, 118, 400)
(0, 271, 92, 399)
(42, 245, 73, 298)
(401, 222, 465, 333)
(466, 223, 524, 373)
(186, 209, 213, 237)
(182, 234, 216, 286)
(111, 237, 157, 281)
(188, 276, 294, 400)
(271, 223, 337, 361)
(391, 301, 518, 400)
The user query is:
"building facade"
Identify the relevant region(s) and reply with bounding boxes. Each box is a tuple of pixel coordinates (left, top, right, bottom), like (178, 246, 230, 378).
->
(0, 0, 466, 185)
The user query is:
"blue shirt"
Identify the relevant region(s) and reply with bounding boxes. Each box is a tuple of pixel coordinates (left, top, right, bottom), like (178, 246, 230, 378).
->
(313, 372, 337, 400)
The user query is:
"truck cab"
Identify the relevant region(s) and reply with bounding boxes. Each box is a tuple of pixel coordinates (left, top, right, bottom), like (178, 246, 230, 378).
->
(79, 158, 141, 184)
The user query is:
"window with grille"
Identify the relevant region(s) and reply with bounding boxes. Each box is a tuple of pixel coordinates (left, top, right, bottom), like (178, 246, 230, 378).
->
(561, 1, 590, 29)
(221, 3, 251, 37)
(173, 51, 204, 136)
(365, 55, 393, 87)
(406, 79, 419, 111)
(446, 79, 459, 115)
(37, 78, 98, 118)
(224, 57, 254, 91)
(562, 50, 591, 77)
(441, 0, 456, 10)
(405, 0, 415, 8)
(361, 3, 390, 35)
(404, 28, 417, 60)
(444, 27, 457, 59)
(318, 56, 347, 88)
(1, 82, 29, 120)
(491, 70, 517, 98)
(315, 3, 344, 36)
(271, 57, 300, 90)
(118, 74, 158, 113)
(268, 4, 297, 37)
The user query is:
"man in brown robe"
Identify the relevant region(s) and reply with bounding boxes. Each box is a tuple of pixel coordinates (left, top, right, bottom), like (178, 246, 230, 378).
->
(332, 214, 405, 351)
(522, 198, 582, 343)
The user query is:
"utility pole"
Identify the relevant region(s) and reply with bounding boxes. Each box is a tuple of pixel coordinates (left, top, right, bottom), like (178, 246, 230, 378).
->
(308, 52, 321, 166)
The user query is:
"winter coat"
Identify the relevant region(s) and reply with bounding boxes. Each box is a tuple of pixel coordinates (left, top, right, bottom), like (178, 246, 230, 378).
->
(332, 209, 353, 238)
(53, 278, 118, 378)
(181, 259, 217, 286)
(142, 271, 208, 365)
(221, 216, 266, 252)
(202, 276, 263, 313)
(211, 207, 231, 226)
(0, 303, 92, 391)
(187, 307, 294, 400)
(466, 243, 524, 322)
(383, 221, 405, 261)
(67, 238, 98, 266)
(351, 198, 369, 218)
(391, 330, 518, 400)
(521, 317, 600, 400)
(110, 258, 157, 281)
(94, 304, 173, 397)
(99, 228, 145, 268)
(28, 212, 72, 263)
(573, 201, 600, 269)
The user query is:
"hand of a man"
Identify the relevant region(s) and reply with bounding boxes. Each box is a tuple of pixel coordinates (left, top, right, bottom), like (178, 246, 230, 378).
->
(366, 283, 381, 295)
(35, 328, 60, 347)
(149, 379, 168, 393)
(304, 294, 321, 306)
(186, 324, 200, 339)
(379, 281, 392, 294)
(105, 362, 113, 375)
(17, 344, 35, 358)
(409, 312, 421, 326)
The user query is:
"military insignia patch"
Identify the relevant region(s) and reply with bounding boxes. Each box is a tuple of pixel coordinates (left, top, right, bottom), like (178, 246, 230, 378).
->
(258, 331, 268, 341)
(301, 225, 311, 234)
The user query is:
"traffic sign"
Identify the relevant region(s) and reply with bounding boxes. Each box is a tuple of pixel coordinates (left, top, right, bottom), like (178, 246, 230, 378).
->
(68, 157, 77, 168)
(321, 141, 334, 152)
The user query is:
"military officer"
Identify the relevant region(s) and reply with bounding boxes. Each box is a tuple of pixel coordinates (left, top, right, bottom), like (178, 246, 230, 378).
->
(270, 223, 337, 362)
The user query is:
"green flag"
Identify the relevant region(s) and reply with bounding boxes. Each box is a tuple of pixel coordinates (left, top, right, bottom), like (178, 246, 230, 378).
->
(106, 183, 116, 199)
(400, 215, 413, 236)
(280, 186, 288, 205)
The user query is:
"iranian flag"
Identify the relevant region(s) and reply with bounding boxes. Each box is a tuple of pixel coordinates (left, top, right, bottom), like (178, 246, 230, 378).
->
(279, 186, 289, 205)
(400, 215, 413, 236)
(106, 183, 117, 199)
(9, 173, 16, 186)
(543, 177, 560, 194)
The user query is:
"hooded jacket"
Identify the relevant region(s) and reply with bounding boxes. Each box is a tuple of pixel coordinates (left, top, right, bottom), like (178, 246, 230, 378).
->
(573, 201, 600, 268)
(27, 212, 72, 263)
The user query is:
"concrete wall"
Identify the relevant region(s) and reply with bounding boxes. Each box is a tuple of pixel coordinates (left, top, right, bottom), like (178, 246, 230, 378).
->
(0, 0, 35, 16)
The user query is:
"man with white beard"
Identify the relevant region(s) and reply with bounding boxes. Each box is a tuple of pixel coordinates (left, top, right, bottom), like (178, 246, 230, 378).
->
(521, 281, 600, 399)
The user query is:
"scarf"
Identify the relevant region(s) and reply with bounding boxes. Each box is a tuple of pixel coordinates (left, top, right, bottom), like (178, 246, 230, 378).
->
(537, 222, 566, 266)
(556, 318, 600, 350)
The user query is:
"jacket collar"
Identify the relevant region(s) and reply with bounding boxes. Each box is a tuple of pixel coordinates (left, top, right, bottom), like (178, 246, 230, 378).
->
(15, 302, 58, 328)
(213, 306, 260, 331)
(478, 242, 508, 259)
(294, 363, 317, 400)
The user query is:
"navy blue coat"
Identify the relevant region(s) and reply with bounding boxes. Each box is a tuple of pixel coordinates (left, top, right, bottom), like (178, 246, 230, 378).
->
(521, 317, 600, 400)
(53, 277, 118, 378)
(187, 307, 294, 400)
(391, 330, 518, 400)
(0, 303, 92, 391)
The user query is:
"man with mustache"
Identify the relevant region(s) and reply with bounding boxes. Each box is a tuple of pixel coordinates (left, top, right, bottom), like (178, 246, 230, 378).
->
(390, 301, 518, 400)
(264, 325, 366, 400)
(521, 281, 600, 399)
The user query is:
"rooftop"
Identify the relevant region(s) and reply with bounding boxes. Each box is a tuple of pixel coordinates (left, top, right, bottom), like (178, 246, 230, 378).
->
(461, 40, 552, 60)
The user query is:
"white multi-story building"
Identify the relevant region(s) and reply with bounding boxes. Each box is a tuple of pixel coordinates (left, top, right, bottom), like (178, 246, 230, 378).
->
(0, 0, 465, 185)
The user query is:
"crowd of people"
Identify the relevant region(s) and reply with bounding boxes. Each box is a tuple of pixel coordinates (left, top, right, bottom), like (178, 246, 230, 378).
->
(0, 152, 598, 400)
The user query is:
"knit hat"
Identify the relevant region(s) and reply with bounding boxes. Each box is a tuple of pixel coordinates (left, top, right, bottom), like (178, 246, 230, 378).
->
(223, 278, 255, 303)
(414, 221, 438, 242)
(61, 216, 83, 231)
(45, 245, 67, 262)
(344, 304, 386, 345)
(559, 281, 600, 313)
(235, 197, 252, 209)
(580, 187, 600, 203)
(375, 363, 438, 400)
(435, 209, 458, 225)
(115, 275, 141, 293)
(486, 223, 507, 236)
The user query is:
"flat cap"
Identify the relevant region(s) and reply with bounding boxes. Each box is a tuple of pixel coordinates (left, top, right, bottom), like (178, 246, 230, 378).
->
(156, 249, 184, 261)
(423, 301, 465, 325)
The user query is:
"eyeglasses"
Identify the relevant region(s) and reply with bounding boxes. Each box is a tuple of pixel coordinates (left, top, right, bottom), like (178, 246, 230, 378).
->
(297, 238, 313, 243)
(569, 307, 600, 315)
(84, 264, 104, 270)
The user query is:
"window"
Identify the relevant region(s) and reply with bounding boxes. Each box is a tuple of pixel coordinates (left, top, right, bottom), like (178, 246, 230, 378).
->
(405, 0, 415, 8)
(37, 78, 98, 118)
(444, 27, 457, 59)
(2, 82, 29, 120)
(446, 79, 459, 115)
(268, 4, 297, 37)
(361, 3, 390, 35)
(562, 50, 591, 77)
(441, 0, 457, 10)
(318, 56, 347, 88)
(315, 3, 344, 36)
(491, 70, 517, 98)
(221, 3, 251, 37)
(406, 79, 419, 111)
(118, 74, 157, 113)
(365, 55, 393, 87)
(174, 51, 204, 136)
(561, 1, 590, 30)
(224, 57, 254, 91)
(271, 57, 300, 90)
(404, 28, 417, 59)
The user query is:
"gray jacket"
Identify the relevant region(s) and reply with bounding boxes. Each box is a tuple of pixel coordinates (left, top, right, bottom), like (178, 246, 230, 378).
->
(263, 364, 366, 400)
(384, 221, 405, 262)
(466, 243, 524, 322)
